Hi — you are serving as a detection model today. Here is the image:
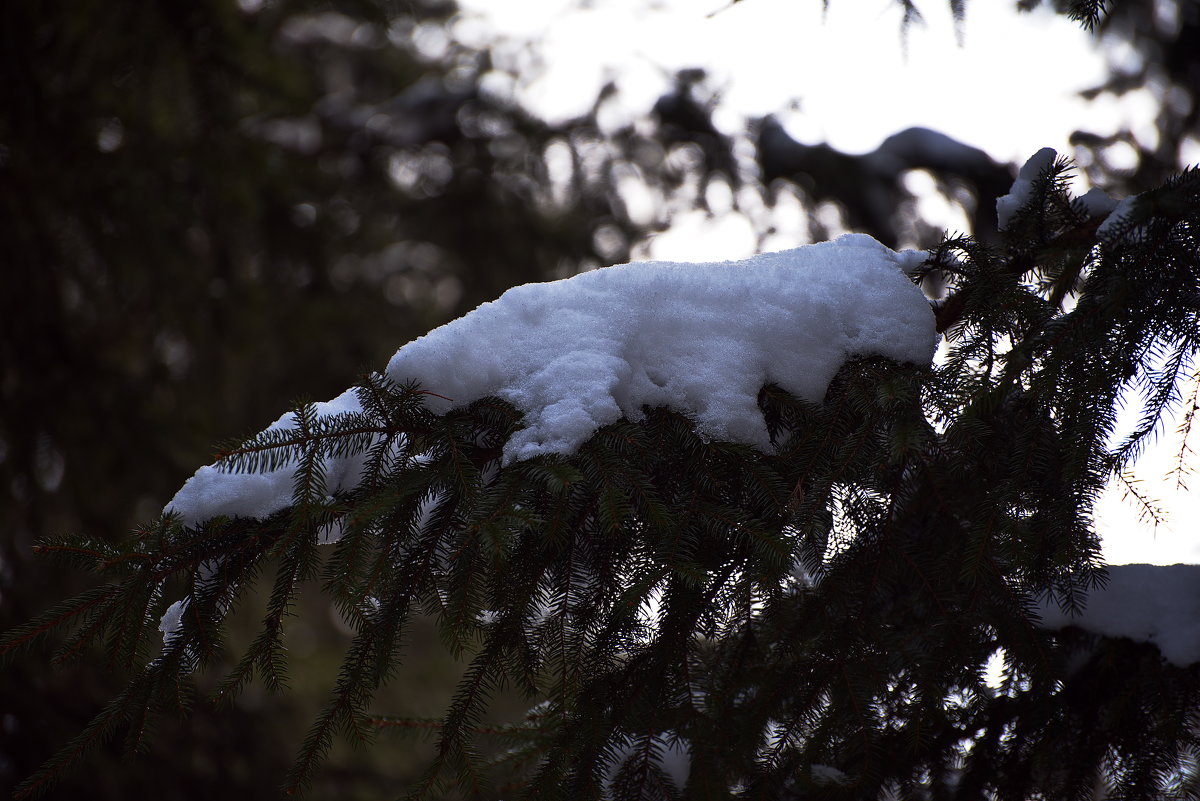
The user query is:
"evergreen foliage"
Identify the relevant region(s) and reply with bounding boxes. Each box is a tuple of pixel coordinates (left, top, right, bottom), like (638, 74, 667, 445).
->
(6, 0, 1200, 798)
(6, 158, 1200, 800)
(0, 0, 707, 789)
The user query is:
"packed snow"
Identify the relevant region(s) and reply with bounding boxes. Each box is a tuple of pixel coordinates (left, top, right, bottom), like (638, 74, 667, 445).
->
(387, 234, 935, 461)
(1038, 564, 1200, 667)
(164, 387, 368, 527)
(995, 147, 1057, 230)
(165, 234, 936, 528)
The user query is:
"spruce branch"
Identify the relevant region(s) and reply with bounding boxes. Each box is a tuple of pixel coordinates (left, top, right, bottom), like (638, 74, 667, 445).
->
(0, 585, 120, 664)
(12, 163, 1200, 798)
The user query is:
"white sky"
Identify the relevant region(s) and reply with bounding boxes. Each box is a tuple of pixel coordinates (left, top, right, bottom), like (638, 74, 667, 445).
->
(456, 0, 1120, 161)
(452, 0, 1198, 566)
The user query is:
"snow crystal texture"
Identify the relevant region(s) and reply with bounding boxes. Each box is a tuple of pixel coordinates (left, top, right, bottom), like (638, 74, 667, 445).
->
(166, 234, 936, 526)
(388, 234, 935, 462)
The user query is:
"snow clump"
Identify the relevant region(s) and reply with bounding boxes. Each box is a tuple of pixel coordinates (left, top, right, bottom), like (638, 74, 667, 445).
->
(1077, 186, 1119, 219)
(996, 147, 1058, 230)
(1096, 194, 1139, 242)
(165, 233, 937, 527)
(388, 233, 936, 463)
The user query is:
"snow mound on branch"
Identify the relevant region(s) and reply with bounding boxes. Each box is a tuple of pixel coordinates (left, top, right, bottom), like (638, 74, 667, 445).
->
(1077, 186, 1119, 219)
(1038, 564, 1200, 667)
(1096, 194, 1139, 242)
(388, 233, 936, 461)
(164, 388, 367, 527)
(996, 147, 1057, 230)
(165, 234, 936, 526)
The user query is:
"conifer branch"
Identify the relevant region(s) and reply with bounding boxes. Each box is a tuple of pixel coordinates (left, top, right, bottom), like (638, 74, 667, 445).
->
(11, 164, 1200, 798)
(0, 586, 120, 662)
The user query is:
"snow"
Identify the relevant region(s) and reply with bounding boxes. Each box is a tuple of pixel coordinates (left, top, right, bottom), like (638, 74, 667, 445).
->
(996, 149, 1138, 241)
(811, 764, 850, 785)
(166, 233, 937, 527)
(158, 234, 1200, 671)
(159, 598, 187, 645)
(1077, 186, 1118, 219)
(1037, 564, 1200, 667)
(657, 737, 691, 788)
(1096, 194, 1139, 242)
(388, 233, 936, 462)
(607, 734, 690, 789)
(165, 388, 368, 527)
(995, 147, 1058, 230)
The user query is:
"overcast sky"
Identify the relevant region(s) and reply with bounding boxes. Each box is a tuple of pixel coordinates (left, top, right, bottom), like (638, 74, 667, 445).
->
(455, 0, 1129, 161)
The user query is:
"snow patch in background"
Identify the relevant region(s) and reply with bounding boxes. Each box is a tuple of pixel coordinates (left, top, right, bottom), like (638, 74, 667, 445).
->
(607, 735, 690, 790)
(166, 234, 936, 526)
(1038, 564, 1200, 667)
